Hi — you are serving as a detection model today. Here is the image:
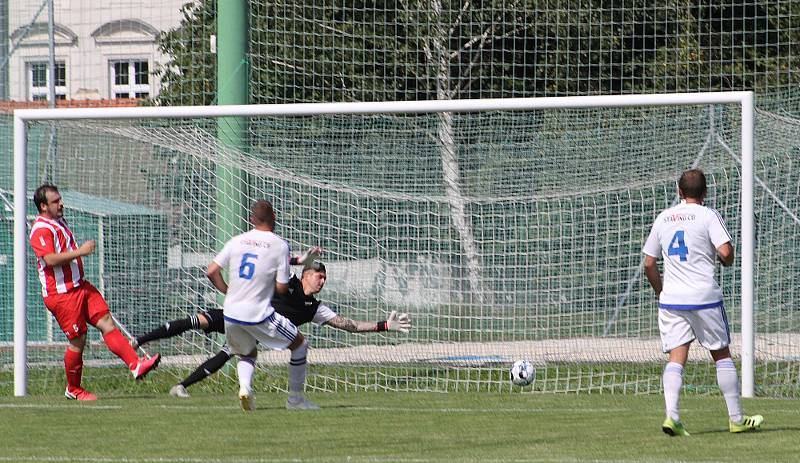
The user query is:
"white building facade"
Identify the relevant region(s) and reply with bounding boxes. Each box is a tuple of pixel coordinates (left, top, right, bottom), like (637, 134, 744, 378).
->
(7, 0, 186, 101)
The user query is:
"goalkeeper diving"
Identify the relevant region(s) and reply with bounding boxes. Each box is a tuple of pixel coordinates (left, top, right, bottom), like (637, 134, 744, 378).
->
(133, 248, 412, 400)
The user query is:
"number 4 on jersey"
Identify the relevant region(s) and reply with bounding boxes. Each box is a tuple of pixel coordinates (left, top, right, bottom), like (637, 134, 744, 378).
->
(667, 230, 689, 261)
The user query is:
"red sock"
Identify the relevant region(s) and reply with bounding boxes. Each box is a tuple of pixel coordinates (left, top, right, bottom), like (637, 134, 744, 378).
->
(103, 329, 139, 370)
(64, 349, 83, 390)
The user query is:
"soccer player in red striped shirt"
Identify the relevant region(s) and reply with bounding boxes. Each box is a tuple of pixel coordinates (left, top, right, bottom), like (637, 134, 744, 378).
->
(29, 184, 161, 400)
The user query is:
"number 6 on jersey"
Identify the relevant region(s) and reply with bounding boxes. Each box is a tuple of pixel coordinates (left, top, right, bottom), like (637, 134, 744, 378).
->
(239, 253, 258, 279)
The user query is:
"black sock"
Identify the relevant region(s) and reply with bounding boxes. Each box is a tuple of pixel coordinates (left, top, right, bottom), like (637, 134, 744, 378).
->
(180, 350, 232, 388)
(136, 317, 195, 345)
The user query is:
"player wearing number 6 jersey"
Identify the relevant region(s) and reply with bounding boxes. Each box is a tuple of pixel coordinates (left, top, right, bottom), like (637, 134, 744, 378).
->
(133, 260, 411, 399)
(643, 169, 762, 436)
(206, 199, 316, 411)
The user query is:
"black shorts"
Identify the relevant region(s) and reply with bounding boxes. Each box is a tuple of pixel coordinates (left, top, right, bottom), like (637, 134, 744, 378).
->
(198, 309, 225, 334)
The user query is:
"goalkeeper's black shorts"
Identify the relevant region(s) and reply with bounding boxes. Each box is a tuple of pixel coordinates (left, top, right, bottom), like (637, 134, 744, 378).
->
(199, 309, 225, 334)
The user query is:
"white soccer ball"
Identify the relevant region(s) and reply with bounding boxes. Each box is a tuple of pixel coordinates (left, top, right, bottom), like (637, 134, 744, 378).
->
(509, 359, 535, 386)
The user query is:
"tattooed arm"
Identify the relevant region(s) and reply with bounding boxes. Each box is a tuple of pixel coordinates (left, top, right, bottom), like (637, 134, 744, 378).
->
(323, 311, 411, 333)
(324, 315, 379, 333)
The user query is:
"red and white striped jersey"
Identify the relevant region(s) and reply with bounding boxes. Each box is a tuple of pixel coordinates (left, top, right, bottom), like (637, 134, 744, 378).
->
(29, 215, 85, 297)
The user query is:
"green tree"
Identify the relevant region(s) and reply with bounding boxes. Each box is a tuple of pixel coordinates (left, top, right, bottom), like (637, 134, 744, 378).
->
(156, 1, 217, 106)
(156, 1, 800, 105)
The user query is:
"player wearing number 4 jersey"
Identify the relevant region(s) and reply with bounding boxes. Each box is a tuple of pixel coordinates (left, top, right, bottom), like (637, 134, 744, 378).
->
(643, 169, 762, 436)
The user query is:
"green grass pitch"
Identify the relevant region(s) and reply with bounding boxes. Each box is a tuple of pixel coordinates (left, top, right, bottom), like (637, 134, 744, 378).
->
(1, 389, 798, 462)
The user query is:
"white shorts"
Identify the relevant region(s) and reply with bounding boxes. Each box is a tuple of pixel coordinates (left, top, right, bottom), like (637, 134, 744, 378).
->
(658, 305, 731, 353)
(224, 311, 298, 357)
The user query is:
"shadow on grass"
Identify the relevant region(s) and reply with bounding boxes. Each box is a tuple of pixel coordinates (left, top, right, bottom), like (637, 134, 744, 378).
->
(689, 425, 800, 436)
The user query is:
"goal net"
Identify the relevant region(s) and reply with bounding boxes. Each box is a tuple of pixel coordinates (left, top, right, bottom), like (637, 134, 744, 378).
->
(6, 94, 798, 397)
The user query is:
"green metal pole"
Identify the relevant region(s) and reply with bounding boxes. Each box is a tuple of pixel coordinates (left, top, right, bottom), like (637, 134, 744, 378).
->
(216, 0, 249, 244)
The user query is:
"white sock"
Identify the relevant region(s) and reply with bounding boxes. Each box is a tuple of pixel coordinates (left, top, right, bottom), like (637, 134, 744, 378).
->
(663, 362, 684, 421)
(237, 356, 255, 395)
(288, 338, 308, 401)
(715, 358, 743, 423)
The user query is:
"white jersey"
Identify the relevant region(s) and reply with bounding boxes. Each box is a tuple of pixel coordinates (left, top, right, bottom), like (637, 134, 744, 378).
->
(642, 201, 732, 309)
(313, 304, 338, 325)
(213, 229, 291, 323)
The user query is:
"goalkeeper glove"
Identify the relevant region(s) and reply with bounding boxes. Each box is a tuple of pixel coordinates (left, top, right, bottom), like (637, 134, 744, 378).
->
(386, 311, 412, 333)
(295, 246, 323, 266)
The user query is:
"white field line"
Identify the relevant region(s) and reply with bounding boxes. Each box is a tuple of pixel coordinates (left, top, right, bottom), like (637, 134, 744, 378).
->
(6, 401, 798, 415)
(0, 403, 122, 409)
(0, 402, 626, 413)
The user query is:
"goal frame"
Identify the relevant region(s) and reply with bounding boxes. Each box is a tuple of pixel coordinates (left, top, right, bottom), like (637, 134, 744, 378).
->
(13, 91, 755, 397)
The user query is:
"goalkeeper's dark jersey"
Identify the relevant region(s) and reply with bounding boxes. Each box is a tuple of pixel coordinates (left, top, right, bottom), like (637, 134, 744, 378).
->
(272, 275, 322, 327)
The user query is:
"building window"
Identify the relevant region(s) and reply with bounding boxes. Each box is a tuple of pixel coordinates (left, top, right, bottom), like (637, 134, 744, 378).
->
(29, 62, 67, 101)
(110, 60, 150, 99)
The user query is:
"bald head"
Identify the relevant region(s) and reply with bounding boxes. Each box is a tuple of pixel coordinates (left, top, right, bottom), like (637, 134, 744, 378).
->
(678, 169, 707, 201)
(251, 200, 276, 229)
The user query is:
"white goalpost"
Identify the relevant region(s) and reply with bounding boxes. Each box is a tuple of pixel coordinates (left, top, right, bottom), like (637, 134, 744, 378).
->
(13, 92, 755, 397)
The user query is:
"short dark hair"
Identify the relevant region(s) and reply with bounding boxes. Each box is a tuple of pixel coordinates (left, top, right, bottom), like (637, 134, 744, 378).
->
(302, 261, 326, 276)
(251, 200, 275, 227)
(33, 184, 59, 213)
(678, 169, 707, 200)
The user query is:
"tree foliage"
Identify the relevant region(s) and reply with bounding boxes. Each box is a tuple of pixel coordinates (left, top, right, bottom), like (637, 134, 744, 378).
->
(156, 0, 800, 105)
(156, 1, 217, 106)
